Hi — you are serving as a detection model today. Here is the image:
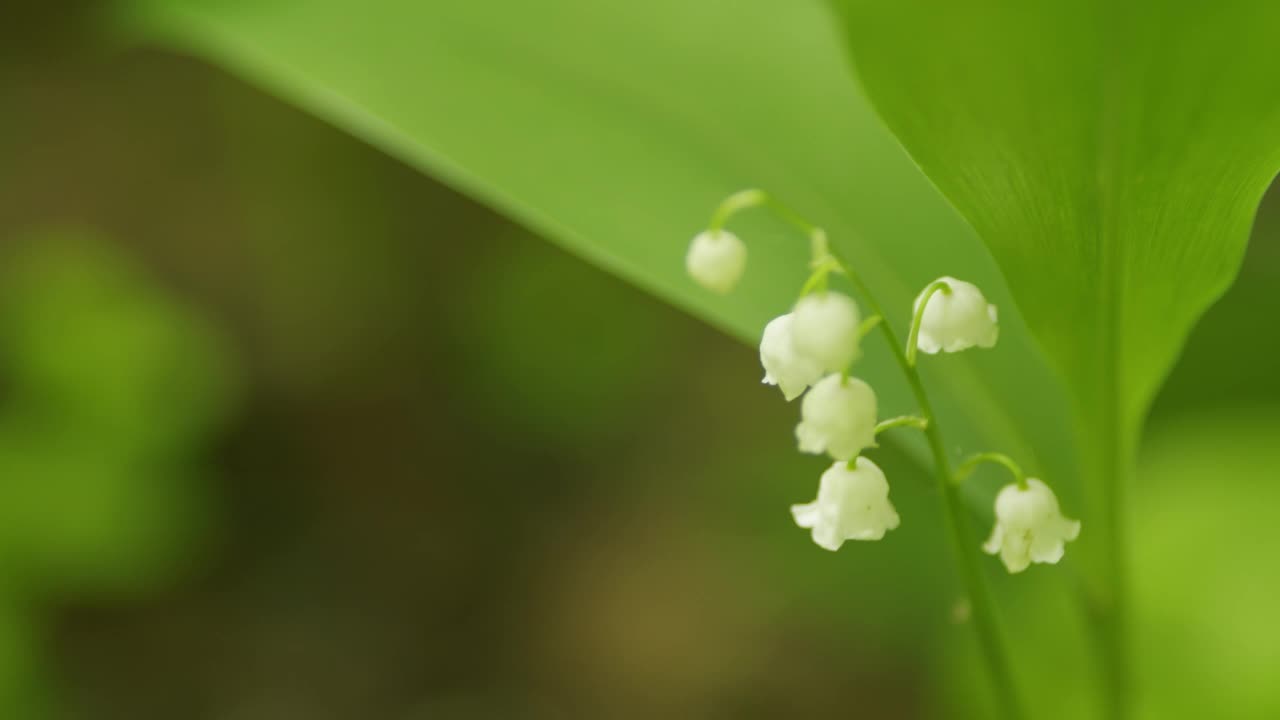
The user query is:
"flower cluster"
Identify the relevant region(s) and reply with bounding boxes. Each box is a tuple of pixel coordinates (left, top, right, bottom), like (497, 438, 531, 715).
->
(686, 190, 1079, 573)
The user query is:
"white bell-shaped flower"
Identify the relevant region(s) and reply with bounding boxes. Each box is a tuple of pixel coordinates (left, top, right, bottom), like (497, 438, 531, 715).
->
(913, 276, 999, 354)
(685, 229, 746, 294)
(983, 479, 1081, 573)
(791, 291, 861, 373)
(795, 374, 877, 461)
(760, 313, 824, 401)
(792, 457, 900, 550)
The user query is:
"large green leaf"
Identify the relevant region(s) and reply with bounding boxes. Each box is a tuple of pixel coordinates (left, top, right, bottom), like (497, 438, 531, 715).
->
(830, 1, 1280, 428)
(825, 8, 1280, 465)
(111, 0, 1077, 494)
(827, 1, 1280, 701)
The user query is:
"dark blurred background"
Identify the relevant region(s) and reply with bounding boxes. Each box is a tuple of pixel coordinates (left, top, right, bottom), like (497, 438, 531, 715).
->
(2, 6, 1279, 720)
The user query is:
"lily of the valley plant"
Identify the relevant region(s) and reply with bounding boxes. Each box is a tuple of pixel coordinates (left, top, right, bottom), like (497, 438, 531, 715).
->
(686, 189, 1080, 720)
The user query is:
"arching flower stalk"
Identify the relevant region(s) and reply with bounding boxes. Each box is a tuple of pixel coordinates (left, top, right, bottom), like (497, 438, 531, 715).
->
(684, 188, 1082, 720)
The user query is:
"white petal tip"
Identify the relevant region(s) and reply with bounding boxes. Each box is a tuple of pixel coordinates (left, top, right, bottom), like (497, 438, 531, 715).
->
(813, 534, 843, 552)
(1065, 520, 1082, 541)
(791, 503, 818, 528)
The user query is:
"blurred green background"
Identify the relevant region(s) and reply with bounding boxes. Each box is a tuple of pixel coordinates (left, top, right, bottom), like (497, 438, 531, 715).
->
(2, 4, 1280, 719)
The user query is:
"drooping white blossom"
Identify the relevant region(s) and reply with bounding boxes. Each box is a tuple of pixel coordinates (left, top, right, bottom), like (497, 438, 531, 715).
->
(791, 457, 900, 550)
(795, 374, 877, 461)
(760, 313, 824, 401)
(791, 291, 861, 373)
(983, 479, 1081, 573)
(913, 276, 999, 354)
(685, 230, 747, 294)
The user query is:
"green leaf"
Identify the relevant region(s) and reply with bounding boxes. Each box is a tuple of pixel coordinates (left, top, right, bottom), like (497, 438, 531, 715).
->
(111, 0, 1077, 491)
(829, 0, 1280, 418)
(826, 2, 1280, 708)
(827, 0, 1280, 465)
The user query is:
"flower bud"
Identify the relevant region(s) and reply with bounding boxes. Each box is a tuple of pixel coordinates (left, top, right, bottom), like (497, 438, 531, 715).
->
(983, 478, 1080, 573)
(913, 276, 999, 354)
(760, 313, 824, 401)
(791, 291, 861, 373)
(791, 457, 900, 550)
(795, 374, 877, 461)
(685, 230, 746, 294)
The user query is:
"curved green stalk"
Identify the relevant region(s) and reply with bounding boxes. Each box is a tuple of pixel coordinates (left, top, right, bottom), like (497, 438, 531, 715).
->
(874, 415, 930, 435)
(713, 190, 1027, 720)
(840, 258, 1027, 720)
(956, 452, 1028, 490)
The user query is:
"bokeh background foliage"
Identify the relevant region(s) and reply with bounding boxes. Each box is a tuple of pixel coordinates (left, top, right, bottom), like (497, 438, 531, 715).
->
(0, 0, 1275, 717)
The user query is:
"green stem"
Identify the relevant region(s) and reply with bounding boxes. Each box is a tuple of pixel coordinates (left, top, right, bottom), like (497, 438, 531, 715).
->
(711, 190, 1027, 720)
(840, 261, 1026, 720)
(1099, 441, 1129, 720)
(708, 188, 767, 231)
(707, 189, 829, 268)
(906, 279, 952, 367)
(1084, 391, 1130, 720)
(1105, 448, 1130, 720)
(1091, 199, 1128, 720)
(799, 258, 839, 295)
(956, 452, 1028, 490)
(874, 415, 929, 435)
